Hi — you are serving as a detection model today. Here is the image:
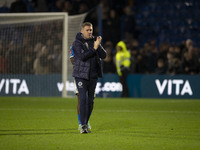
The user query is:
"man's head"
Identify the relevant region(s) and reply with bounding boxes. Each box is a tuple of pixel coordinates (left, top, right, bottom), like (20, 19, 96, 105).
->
(81, 22, 93, 39)
(116, 41, 127, 52)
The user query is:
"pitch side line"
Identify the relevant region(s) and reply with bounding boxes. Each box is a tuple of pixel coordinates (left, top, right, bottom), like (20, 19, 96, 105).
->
(0, 108, 199, 114)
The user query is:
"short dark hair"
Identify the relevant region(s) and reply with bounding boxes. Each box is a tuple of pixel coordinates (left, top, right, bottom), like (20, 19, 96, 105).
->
(81, 22, 93, 29)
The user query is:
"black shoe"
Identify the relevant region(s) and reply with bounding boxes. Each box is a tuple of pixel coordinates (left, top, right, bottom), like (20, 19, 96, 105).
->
(86, 128, 92, 133)
(80, 124, 87, 134)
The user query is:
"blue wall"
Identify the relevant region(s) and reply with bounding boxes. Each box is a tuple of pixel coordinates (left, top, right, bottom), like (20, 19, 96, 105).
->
(0, 74, 199, 99)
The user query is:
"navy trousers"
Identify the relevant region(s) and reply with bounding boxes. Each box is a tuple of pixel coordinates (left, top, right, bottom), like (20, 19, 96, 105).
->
(75, 77, 97, 126)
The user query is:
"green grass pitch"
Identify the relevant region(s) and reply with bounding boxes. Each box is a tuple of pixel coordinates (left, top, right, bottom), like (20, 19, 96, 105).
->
(0, 97, 200, 150)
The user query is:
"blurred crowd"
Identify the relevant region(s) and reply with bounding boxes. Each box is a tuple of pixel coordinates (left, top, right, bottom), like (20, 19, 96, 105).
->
(0, 0, 200, 75)
(0, 20, 63, 74)
(0, 0, 100, 14)
(103, 38, 200, 75)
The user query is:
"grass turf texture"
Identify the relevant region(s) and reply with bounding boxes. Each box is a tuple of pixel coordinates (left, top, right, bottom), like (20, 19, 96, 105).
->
(0, 97, 200, 150)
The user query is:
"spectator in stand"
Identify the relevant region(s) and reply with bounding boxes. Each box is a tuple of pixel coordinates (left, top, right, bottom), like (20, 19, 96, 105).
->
(120, 5, 137, 40)
(32, 0, 49, 12)
(10, 0, 27, 12)
(0, 40, 7, 73)
(168, 45, 175, 53)
(168, 58, 182, 75)
(135, 41, 157, 74)
(102, 9, 121, 45)
(51, 0, 63, 12)
(21, 34, 35, 74)
(70, 0, 80, 13)
(158, 42, 170, 62)
(22, 53, 34, 74)
(173, 45, 183, 60)
(78, 2, 89, 14)
(22, 0, 35, 12)
(166, 51, 174, 73)
(33, 46, 50, 74)
(166, 51, 182, 75)
(129, 40, 139, 73)
(103, 41, 116, 74)
(33, 42, 43, 56)
(0, 2, 9, 13)
(145, 40, 158, 73)
(100, 0, 110, 21)
(51, 45, 62, 73)
(46, 39, 54, 54)
(182, 45, 200, 74)
(136, 48, 148, 74)
(62, 0, 75, 15)
(185, 39, 193, 51)
(52, 20, 63, 45)
(5, 41, 23, 74)
(155, 57, 167, 75)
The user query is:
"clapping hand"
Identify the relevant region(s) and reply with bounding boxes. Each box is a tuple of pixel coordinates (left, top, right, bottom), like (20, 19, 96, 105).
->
(94, 36, 102, 50)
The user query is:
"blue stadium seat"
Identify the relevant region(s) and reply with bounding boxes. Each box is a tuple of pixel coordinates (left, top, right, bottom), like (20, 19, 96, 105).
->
(134, 0, 200, 47)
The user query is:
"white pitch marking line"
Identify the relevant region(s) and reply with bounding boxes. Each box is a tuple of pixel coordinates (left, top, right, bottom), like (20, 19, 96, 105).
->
(0, 108, 199, 114)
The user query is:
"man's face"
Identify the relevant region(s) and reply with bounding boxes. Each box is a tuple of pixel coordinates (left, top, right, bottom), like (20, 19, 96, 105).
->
(116, 46, 122, 52)
(81, 25, 93, 39)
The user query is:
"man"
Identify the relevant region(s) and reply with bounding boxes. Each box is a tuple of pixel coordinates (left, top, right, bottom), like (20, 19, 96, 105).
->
(72, 22, 106, 134)
(115, 41, 131, 97)
(10, 0, 27, 12)
(69, 45, 91, 130)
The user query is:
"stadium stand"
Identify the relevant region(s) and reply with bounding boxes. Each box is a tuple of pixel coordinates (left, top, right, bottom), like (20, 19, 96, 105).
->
(0, 0, 199, 75)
